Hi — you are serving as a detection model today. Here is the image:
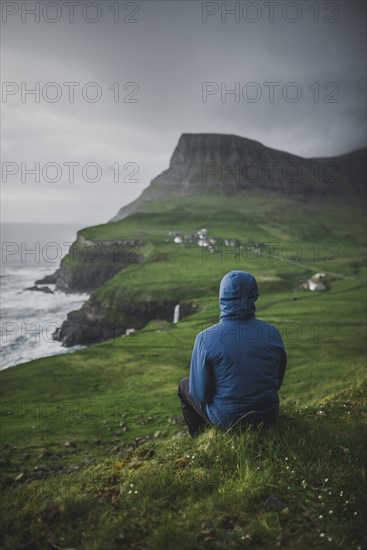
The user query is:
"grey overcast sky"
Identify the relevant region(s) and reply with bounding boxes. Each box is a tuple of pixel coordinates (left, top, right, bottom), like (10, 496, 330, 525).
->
(1, 0, 366, 225)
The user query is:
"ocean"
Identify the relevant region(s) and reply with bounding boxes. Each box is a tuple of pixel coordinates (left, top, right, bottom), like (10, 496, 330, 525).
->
(0, 223, 90, 370)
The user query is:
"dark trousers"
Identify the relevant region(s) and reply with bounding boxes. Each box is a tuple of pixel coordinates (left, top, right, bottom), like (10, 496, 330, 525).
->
(177, 377, 211, 437)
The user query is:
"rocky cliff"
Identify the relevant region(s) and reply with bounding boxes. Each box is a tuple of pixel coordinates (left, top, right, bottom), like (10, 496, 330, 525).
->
(111, 133, 366, 221)
(37, 235, 145, 293)
(53, 297, 197, 347)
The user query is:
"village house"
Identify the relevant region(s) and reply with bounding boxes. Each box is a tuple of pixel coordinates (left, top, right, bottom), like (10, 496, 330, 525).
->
(303, 273, 327, 291)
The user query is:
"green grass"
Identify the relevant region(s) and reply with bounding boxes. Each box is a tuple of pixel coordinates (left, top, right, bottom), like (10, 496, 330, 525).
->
(1, 381, 366, 550)
(0, 191, 366, 549)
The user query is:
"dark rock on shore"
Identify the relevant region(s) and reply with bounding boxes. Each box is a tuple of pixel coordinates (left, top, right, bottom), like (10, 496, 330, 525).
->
(24, 285, 54, 294)
(35, 273, 57, 285)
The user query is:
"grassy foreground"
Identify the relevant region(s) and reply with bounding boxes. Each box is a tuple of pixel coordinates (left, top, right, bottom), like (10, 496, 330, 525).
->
(1, 380, 366, 550)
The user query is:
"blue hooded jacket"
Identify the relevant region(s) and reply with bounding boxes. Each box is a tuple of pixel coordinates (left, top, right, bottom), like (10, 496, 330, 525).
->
(189, 271, 287, 428)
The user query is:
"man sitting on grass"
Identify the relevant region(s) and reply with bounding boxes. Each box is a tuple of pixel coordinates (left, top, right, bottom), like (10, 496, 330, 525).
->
(178, 270, 287, 437)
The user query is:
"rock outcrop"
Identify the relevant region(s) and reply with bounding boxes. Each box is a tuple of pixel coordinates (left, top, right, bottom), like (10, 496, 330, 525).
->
(37, 236, 145, 293)
(53, 297, 198, 347)
(24, 285, 54, 294)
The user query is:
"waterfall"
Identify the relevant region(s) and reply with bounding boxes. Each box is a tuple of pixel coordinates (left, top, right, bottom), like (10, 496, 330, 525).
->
(173, 304, 180, 324)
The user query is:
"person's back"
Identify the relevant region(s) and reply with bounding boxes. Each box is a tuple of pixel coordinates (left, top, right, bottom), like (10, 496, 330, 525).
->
(178, 270, 287, 436)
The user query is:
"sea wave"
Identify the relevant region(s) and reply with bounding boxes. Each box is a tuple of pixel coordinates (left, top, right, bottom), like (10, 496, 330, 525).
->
(0, 265, 89, 370)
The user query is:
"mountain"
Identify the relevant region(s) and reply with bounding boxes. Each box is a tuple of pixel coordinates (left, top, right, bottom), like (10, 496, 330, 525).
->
(32, 133, 366, 346)
(111, 133, 367, 221)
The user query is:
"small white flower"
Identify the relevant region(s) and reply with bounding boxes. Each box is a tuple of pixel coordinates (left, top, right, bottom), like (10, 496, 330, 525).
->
(134, 490, 138, 494)
(319, 515, 323, 519)
(320, 533, 325, 538)
(328, 537, 332, 542)
(340, 491, 343, 496)
(329, 510, 333, 514)
(328, 491, 332, 495)
(130, 483, 134, 488)
(354, 512, 358, 516)
(128, 490, 132, 494)
(291, 470, 294, 474)
(285, 457, 288, 461)
(324, 478, 329, 482)
(345, 500, 349, 504)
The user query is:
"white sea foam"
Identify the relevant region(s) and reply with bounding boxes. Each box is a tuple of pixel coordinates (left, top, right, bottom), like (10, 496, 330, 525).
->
(1, 223, 88, 370)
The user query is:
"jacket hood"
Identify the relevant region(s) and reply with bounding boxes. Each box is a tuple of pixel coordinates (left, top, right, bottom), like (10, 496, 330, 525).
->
(219, 271, 259, 320)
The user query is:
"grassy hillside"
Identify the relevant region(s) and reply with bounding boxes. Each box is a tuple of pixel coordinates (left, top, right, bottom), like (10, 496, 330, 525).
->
(1, 381, 366, 549)
(69, 192, 366, 327)
(1, 192, 366, 548)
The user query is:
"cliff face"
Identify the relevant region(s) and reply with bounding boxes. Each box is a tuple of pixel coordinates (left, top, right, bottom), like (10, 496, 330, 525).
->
(53, 297, 197, 347)
(37, 236, 145, 293)
(111, 133, 366, 221)
(44, 233, 197, 347)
